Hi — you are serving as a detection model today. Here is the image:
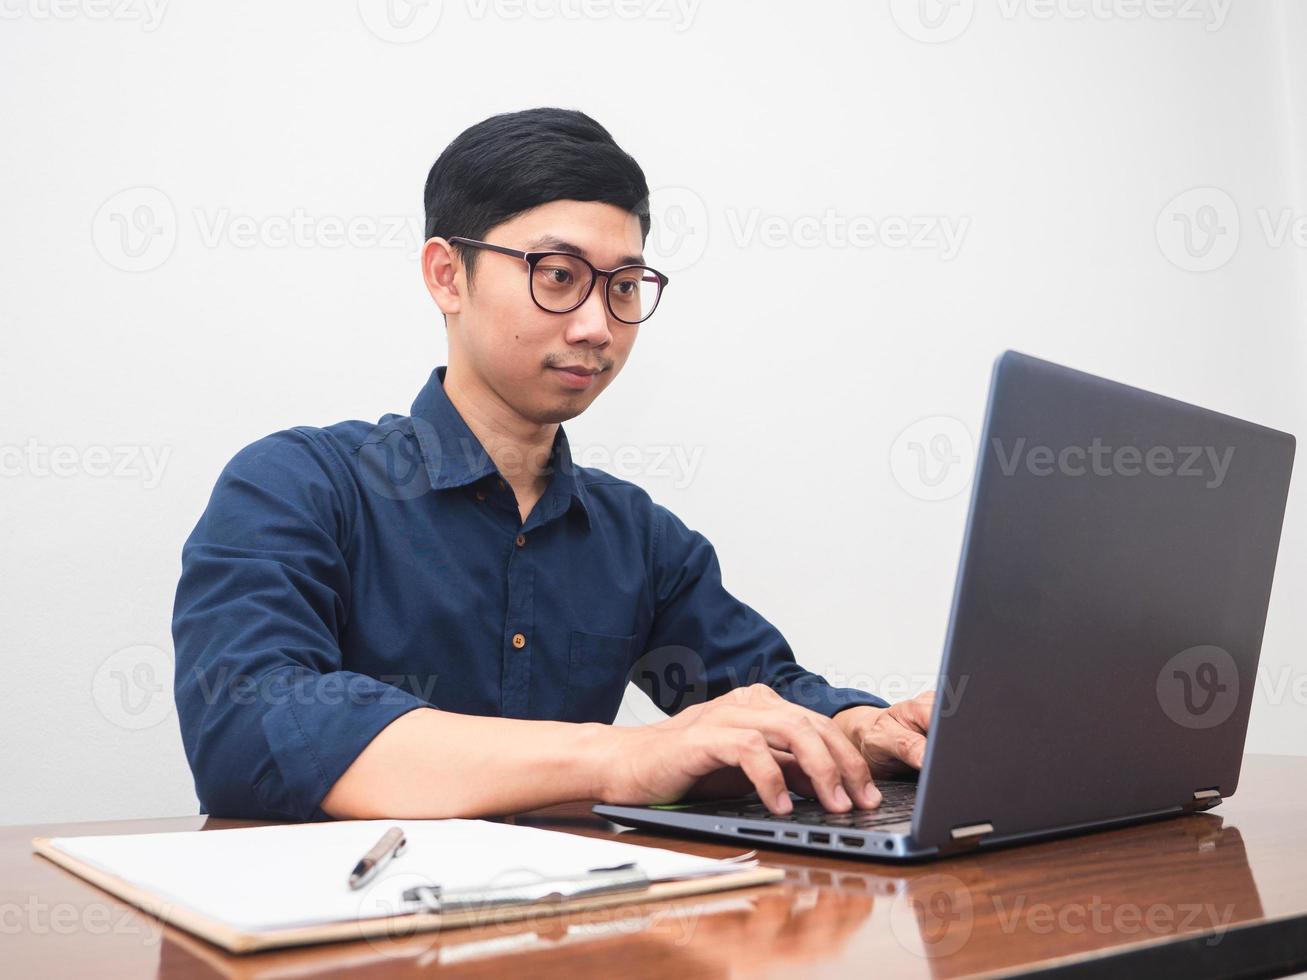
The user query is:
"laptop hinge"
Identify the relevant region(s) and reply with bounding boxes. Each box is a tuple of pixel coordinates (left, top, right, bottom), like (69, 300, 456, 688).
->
(949, 821, 994, 843)
(1187, 788, 1222, 812)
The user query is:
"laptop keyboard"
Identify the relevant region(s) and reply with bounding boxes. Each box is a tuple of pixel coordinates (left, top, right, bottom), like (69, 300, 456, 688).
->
(703, 780, 918, 829)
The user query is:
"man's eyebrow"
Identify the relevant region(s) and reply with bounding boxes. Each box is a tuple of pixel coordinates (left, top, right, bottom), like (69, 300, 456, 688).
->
(525, 234, 645, 267)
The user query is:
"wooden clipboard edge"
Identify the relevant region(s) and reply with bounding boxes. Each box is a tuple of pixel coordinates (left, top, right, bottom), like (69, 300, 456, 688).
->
(32, 835, 785, 955)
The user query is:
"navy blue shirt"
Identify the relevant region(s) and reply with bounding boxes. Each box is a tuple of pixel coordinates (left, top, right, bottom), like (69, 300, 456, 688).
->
(172, 366, 888, 821)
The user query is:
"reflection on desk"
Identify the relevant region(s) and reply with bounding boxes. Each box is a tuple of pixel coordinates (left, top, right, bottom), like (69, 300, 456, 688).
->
(8, 755, 1307, 979)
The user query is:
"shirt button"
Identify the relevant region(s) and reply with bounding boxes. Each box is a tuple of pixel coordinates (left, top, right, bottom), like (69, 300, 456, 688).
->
(498, 479, 506, 490)
(515, 534, 526, 548)
(475, 490, 487, 501)
(511, 632, 526, 649)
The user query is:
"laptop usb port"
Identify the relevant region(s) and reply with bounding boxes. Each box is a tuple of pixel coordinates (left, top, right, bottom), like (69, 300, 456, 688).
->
(839, 836, 865, 849)
(737, 826, 775, 838)
(808, 832, 830, 844)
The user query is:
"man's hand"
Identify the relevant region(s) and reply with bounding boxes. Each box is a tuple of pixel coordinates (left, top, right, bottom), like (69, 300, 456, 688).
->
(832, 690, 935, 778)
(595, 684, 883, 816)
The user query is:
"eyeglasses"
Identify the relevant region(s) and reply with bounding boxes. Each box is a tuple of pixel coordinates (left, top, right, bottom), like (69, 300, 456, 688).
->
(448, 237, 669, 324)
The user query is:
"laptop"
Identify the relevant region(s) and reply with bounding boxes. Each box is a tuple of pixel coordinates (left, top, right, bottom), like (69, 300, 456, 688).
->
(594, 351, 1295, 860)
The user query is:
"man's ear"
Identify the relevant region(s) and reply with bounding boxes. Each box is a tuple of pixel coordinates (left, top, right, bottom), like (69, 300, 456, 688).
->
(421, 237, 462, 316)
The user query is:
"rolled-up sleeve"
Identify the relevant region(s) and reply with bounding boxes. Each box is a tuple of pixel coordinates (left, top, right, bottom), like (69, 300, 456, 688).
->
(172, 429, 429, 821)
(641, 504, 890, 718)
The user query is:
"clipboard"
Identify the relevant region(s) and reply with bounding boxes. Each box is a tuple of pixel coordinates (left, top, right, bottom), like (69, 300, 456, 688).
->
(32, 823, 784, 954)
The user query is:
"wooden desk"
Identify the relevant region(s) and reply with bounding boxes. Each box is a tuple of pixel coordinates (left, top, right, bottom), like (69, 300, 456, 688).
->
(5, 754, 1307, 979)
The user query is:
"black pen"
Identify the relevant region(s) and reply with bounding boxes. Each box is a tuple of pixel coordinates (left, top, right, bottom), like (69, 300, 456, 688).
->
(348, 826, 407, 890)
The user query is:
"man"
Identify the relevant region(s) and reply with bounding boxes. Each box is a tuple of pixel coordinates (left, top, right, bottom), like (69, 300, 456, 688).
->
(172, 107, 933, 822)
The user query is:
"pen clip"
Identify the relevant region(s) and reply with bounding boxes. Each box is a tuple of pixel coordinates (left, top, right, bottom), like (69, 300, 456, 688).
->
(401, 863, 650, 915)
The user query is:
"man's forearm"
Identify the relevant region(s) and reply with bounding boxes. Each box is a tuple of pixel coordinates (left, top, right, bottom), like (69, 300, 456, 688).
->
(320, 707, 616, 818)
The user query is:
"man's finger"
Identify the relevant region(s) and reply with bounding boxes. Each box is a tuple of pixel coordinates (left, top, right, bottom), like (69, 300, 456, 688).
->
(866, 725, 927, 771)
(808, 714, 881, 808)
(773, 751, 819, 799)
(710, 706, 867, 812)
(897, 691, 934, 734)
(703, 727, 792, 814)
(765, 704, 879, 808)
(901, 728, 927, 768)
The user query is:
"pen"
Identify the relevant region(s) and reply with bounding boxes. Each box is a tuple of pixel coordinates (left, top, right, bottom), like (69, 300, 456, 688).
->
(348, 826, 407, 890)
(402, 862, 650, 914)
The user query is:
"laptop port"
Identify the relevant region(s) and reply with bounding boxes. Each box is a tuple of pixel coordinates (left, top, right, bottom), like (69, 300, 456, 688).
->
(737, 826, 775, 838)
(839, 836, 865, 849)
(809, 832, 831, 844)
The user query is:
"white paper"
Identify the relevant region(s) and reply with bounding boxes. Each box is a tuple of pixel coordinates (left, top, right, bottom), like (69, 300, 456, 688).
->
(48, 818, 754, 933)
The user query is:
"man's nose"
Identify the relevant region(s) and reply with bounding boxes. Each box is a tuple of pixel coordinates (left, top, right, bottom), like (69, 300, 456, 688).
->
(565, 281, 613, 347)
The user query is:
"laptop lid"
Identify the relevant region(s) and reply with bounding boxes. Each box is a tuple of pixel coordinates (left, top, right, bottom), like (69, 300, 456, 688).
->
(911, 351, 1295, 850)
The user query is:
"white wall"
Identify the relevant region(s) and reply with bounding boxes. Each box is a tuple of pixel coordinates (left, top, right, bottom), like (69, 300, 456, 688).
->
(2, 0, 1304, 825)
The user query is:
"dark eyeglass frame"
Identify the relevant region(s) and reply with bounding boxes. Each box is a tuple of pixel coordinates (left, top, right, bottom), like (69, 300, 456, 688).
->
(448, 236, 670, 324)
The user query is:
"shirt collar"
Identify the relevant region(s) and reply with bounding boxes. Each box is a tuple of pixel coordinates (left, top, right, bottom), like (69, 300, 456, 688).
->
(410, 365, 590, 525)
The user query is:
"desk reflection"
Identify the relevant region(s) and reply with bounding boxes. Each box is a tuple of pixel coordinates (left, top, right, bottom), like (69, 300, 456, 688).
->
(157, 813, 1259, 979)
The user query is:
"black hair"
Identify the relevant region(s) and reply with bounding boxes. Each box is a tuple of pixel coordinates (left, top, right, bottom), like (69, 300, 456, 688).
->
(423, 107, 651, 285)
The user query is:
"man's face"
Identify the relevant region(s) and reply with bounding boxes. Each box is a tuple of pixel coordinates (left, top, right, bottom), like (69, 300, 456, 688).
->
(440, 199, 647, 425)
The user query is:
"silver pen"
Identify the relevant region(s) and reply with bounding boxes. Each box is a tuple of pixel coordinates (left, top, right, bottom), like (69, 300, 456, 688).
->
(401, 862, 650, 914)
(348, 826, 407, 890)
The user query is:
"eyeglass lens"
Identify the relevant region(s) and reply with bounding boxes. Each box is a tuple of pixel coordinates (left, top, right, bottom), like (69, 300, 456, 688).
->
(530, 254, 661, 323)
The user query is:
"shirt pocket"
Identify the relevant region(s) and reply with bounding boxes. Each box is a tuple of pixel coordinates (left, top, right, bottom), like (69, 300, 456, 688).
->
(563, 629, 640, 723)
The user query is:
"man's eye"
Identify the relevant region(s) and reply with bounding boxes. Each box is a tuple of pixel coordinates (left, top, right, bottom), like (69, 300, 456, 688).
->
(541, 266, 573, 284)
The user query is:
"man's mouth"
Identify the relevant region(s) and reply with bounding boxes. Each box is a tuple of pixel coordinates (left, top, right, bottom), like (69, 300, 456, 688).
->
(548, 364, 604, 389)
